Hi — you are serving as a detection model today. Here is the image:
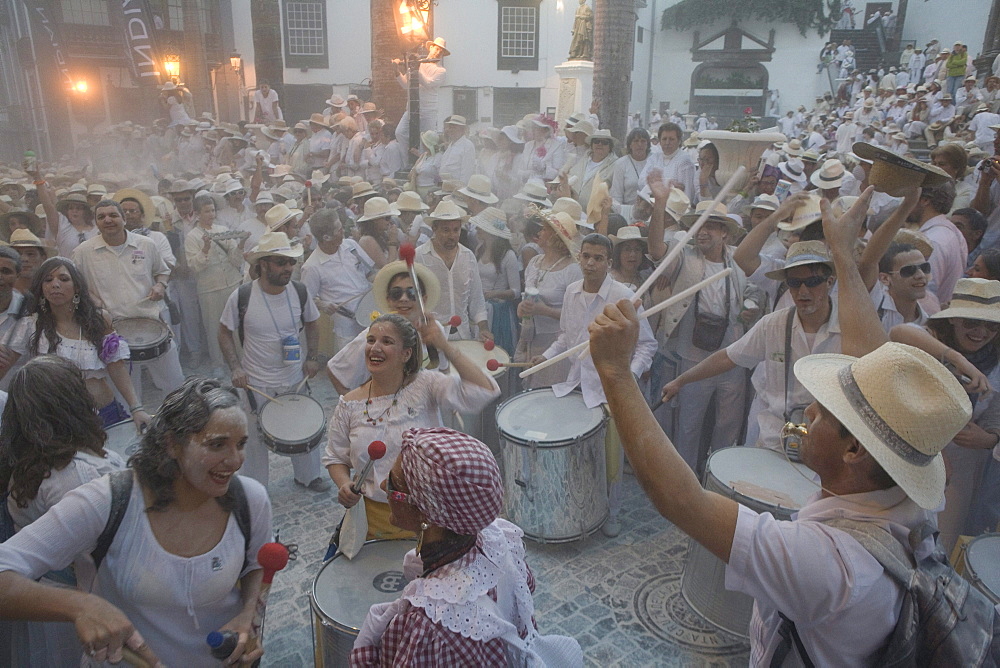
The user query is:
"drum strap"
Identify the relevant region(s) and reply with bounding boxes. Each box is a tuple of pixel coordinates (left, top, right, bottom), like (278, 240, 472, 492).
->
(782, 306, 797, 422)
(92, 470, 253, 573)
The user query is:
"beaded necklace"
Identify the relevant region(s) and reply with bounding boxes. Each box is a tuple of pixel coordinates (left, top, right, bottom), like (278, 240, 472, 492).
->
(363, 378, 404, 425)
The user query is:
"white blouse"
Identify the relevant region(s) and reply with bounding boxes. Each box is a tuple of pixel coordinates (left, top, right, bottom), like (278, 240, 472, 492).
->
(478, 249, 521, 298)
(322, 370, 500, 502)
(523, 255, 583, 336)
(35, 327, 131, 381)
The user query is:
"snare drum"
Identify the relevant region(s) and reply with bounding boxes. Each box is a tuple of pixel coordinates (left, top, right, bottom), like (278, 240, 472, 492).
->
(448, 340, 510, 378)
(104, 419, 141, 460)
(311, 539, 415, 667)
(258, 393, 326, 456)
(353, 290, 379, 329)
(115, 317, 172, 361)
(681, 446, 818, 637)
(965, 533, 1000, 604)
(497, 388, 608, 542)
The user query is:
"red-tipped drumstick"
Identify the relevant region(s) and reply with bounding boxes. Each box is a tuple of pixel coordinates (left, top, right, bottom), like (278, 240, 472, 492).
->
(486, 359, 533, 371)
(448, 315, 462, 335)
(305, 180, 313, 206)
(244, 542, 292, 661)
(398, 242, 427, 324)
(351, 440, 387, 494)
(483, 339, 495, 351)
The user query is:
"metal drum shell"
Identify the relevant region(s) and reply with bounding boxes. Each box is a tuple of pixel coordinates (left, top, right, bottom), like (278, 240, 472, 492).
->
(497, 388, 609, 543)
(258, 393, 326, 456)
(115, 317, 171, 361)
(104, 419, 141, 460)
(965, 533, 1000, 605)
(311, 539, 415, 667)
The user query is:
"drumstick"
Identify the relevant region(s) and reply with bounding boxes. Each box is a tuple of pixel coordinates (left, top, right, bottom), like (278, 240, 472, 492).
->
(483, 339, 495, 351)
(294, 377, 308, 394)
(486, 359, 531, 370)
(629, 166, 746, 307)
(244, 542, 292, 660)
(520, 269, 732, 378)
(447, 315, 462, 335)
(246, 385, 283, 405)
(350, 440, 387, 494)
(398, 243, 427, 324)
(305, 180, 312, 207)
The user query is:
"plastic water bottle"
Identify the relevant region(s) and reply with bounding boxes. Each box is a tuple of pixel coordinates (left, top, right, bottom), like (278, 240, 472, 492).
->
(521, 287, 540, 323)
(22, 150, 36, 173)
(207, 630, 239, 660)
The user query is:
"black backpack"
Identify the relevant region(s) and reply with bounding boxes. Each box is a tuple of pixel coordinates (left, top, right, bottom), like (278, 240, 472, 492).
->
(92, 470, 252, 572)
(772, 519, 1000, 667)
(235, 280, 309, 346)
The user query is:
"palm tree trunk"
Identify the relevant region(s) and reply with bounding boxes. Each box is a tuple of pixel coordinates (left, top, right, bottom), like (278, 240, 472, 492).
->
(181, 0, 210, 114)
(593, 0, 636, 140)
(371, 0, 407, 127)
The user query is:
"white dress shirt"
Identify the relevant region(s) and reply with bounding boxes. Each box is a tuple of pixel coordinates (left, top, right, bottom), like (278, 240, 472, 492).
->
(919, 214, 968, 303)
(639, 149, 697, 199)
(72, 231, 169, 320)
(300, 239, 373, 339)
(543, 275, 656, 408)
(439, 135, 477, 184)
(415, 241, 488, 339)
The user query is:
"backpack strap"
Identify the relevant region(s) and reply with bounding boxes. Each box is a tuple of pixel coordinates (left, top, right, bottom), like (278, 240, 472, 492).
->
(236, 282, 253, 346)
(770, 613, 816, 668)
(292, 279, 308, 322)
(822, 518, 916, 584)
(92, 470, 134, 571)
(228, 476, 252, 573)
(782, 307, 796, 421)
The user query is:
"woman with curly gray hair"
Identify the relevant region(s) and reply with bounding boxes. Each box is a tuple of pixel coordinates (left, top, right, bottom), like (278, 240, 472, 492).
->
(0, 377, 273, 666)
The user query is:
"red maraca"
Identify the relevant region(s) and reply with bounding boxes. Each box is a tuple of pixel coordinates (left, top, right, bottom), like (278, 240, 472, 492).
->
(351, 440, 387, 493)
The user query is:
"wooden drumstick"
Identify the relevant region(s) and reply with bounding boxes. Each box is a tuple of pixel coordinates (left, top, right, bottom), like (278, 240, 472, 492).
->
(294, 377, 308, 394)
(520, 269, 732, 379)
(244, 542, 292, 663)
(486, 359, 532, 370)
(246, 385, 283, 405)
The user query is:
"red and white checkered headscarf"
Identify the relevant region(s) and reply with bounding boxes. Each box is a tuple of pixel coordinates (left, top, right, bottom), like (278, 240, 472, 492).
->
(400, 427, 503, 536)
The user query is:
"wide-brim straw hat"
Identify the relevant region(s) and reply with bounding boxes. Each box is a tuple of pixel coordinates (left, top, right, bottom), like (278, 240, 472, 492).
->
(894, 229, 933, 260)
(664, 188, 691, 222)
(8, 228, 55, 257)
(0, 180, 26, 200)
(499, 125, 524, 145)
(264, 203, 303, 231)
(610, 225, 648, 248)
(372, 260, 441, 314)
(852, 142, 950, 197)
(585, 128, 617, 148)
(56, 192, 90, 215)
(570, 121, 596, 138)
(679, 200, 740, 237)
(550, 197, 585, 225)
(749, 194, 780, 212)
(513, 181, 551, 207)
(0, 209, 44, 238)
(443, 114, 467, 127)
(357, 197, 400, 223)
(426, 199, 465, 222)
(779, 158, 807, 184)
(457, 174, 499, 204)
(113, 188, 156, 223)
(326, 95, 347, 108)
(765, 240, 834, 279)
(351, 181, 377, 199)
(778, 193, 823, 232)
(246, 231, 304, 264)
(795, 342, 971, 510)
(930, 278, 1000, 324)
(810, 158, 846, 189)
(469, 207, 511, 240)
(545, 211, 583, 254)
(784, 139, 804, 157)
(426, 37, 451, 56)
(396, 190, 429, 212)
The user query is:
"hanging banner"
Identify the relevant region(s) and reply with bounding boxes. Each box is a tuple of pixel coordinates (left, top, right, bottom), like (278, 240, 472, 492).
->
(21, 0, 74, 90)
(108, 0, 162, 86)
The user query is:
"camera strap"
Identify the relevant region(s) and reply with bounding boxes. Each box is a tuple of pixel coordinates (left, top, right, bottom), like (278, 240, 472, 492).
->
(783, 306, 797, 421)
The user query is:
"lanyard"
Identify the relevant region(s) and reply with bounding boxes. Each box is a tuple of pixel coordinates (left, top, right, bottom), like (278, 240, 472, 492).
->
(261, 284, 297, 336)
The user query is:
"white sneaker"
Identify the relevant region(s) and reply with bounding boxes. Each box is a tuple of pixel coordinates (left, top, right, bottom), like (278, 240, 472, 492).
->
(601, 518, 621, 537)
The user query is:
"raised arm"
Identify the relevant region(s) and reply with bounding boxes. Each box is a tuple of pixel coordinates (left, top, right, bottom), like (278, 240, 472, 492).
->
(857, 186, 920, 290)
(733, 192, 810, 276)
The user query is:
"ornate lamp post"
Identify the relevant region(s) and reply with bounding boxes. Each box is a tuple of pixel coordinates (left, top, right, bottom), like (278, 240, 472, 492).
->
(393, 0, 431, 164)
(163, 50, 181, 82)
(230, 51, 246, 120)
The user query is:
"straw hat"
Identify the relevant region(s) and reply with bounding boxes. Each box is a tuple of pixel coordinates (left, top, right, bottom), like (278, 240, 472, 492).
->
(426, 37, 451, 56)
(779, 158, 807, 184)
(113, 188, 156, 221)
(56, 192, 90, 215)
(513, 181, 551, 207)
(550, 197, 584, 225)
(894, 229, 933, 259)
(545, 211, 583, 253)
(810, 159, 846, 189)
(777, 193, 823, 232)
(852, 142, 950, 197)
(338, 116, 358, 132)
(264, 203, 303, 231)
(395, 190, 428, 212)
(930, 278, 1000, 324)
(361, 102, 378, 115)
(469, 207, 511, 240)
(308, 113, 331, 129)
(801, 149, 823, 164)
(309, 169, 330, 186)
(585, 129, 617, 148)
(749, 193, 780, 212)
(0, 209, 44, 237)
(326, 94, 347, 108)
(0, 179, 26, 200)
(9, 228, 55, 257)
(371, 260, 441, 314)
(683, 133, 700, 148)
(87, 184, 108, 197)
(426, 200, 465, 222)
(443, 114, 467, 126)
(351, 181, 377, 199)
(246, 231, 304, 264)
(457, 174, 499, 204)
(784, 139, 804, 157)
(357, 197, 399, 223)
(764, 241, 835, 280)
(678, 200, 738, 236)
(610, 225, 647, 248)
(794, 342, 971, 510)
(500, 125, 524, 145)
(570, 120, 595, 138)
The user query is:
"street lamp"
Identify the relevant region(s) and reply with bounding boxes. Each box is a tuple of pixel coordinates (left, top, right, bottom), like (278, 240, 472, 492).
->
(393, 0, 432, 165)
(229, 51, 242, 74)
(163, 51, 180, 81)
(230, 51, 247, 121)
(73, 80, 89, 94)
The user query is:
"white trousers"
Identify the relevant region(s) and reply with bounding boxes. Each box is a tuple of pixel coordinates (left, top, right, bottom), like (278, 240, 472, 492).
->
(127, 340, 186, 405)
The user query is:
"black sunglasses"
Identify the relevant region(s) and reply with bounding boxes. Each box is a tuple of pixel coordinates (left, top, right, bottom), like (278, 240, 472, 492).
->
(786, 275, 827, 289)
(388, 286, 418, 301)
(265, 257, 297, 267)
(889, 262, 931, 278)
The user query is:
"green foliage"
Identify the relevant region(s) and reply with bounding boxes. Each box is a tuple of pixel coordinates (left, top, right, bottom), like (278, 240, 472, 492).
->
(727, 111, 761, 133)
(661, 0, 841, 37)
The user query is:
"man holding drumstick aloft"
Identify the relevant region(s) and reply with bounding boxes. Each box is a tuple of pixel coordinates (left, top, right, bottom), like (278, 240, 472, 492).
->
(530, 229, 656, 537)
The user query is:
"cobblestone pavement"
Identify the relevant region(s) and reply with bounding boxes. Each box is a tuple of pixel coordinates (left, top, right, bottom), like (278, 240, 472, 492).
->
(161, 364, 750, 667)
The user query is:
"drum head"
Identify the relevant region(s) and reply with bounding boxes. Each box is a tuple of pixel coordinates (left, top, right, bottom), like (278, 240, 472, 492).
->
(354, 290, 378, 329)
(967, 534, 1000, 600)
(116, 318, 170, 346)
(104, 419, 141, 459)
(496, 388, 603, 445)
(312, 540, 415, 632)
(706, 447, 817, 512)
(259, 394, 325, 442)
(449, 340, 510, 378)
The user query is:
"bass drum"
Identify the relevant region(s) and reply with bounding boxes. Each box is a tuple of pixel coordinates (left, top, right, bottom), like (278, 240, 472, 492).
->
(353, 290, 379, 329)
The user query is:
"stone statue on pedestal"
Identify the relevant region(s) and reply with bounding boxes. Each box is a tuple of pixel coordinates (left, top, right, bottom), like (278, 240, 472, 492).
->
(568, 0, 593, 61)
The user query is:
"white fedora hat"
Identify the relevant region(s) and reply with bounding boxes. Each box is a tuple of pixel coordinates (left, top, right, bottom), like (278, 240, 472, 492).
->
(777, 193, 823, 232)
(357, 197, 400, 223)
(929, 278, 1000, 324)
(469, 207, 512, 240)
(246, 231, 304, 264)
(457, 174, 499, 204)
(610, 225, 648, 248)
(513, 181, 551, 207)
(765, 240, 834, 280)
(795, 342, 971, 510)
(264, 203, 302, 231)
(395, 190, 429, 212)
(426, 199, 465, 222)
(779, 158, 807, 183)
(810, 158, 846, 189)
